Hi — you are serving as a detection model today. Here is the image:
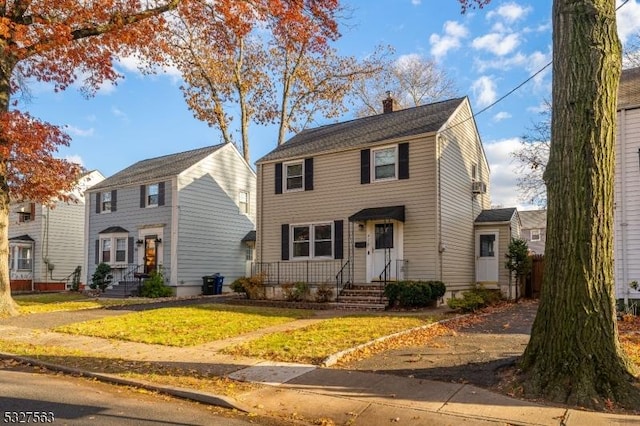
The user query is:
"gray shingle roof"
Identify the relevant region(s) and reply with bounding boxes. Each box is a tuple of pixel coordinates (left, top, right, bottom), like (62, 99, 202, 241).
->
(90, 144, 226, 191)
(257, 97, 467, 163)
(475, 208, 518, 223)
(620, 67, 640, 108)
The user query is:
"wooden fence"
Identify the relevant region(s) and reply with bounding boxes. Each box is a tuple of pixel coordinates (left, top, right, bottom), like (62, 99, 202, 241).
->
(525, 254, 544, 299)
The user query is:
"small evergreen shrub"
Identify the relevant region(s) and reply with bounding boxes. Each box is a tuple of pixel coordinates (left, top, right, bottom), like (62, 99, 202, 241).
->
(447, 283, 503, 312)
(90, 263, 112, 292)
(384, 280, 447, 308)
(140, 271, 173, 298)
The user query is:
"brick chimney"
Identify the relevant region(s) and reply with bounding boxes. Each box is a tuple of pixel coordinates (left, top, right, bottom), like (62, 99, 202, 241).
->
(382, 91, 395, 114)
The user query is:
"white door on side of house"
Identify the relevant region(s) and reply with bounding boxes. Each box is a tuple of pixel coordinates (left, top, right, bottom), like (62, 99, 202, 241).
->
(476, 230, 499, 282)
(367, 221, 402, 282)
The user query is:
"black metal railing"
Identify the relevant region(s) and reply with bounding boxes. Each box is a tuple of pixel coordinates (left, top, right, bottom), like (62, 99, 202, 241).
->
(252, 260, 343, 286)
(335, 260, 351, 302)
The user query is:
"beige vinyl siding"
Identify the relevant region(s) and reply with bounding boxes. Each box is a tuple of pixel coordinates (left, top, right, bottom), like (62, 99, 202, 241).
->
(258, 133, 439, 283)
(615, 106, 640, 300)
(438, 100, 491, 291)
(40, 202, 86, 284)
(177, 144, 256, 287)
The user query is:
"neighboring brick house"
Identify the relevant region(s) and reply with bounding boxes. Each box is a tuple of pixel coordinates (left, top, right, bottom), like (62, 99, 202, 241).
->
(85, 144, 256, 297)
(253, 96, 515, 301)
(519, 209, 546, 254)
(9, 170, 105, 292)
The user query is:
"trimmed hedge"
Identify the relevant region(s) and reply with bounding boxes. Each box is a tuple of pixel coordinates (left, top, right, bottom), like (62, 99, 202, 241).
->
(384, 280, 447, 308)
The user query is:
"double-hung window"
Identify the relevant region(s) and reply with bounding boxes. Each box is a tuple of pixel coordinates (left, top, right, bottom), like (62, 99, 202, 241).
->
(99, 234, 128, 265)
(285, 162, 304, 191)
(115, 238, 127, 262)
(147, 184, 159, 207)
(239, 191, 249, 214)
(17, 246, 32, 270)
(372, 146, 397, 181)
(101, 192, 112, 212)
(530, 229, 541, 242)
(291, 223, 333, 259)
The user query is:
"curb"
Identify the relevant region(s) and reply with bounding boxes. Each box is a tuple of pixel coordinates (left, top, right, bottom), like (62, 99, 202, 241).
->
(0, 352, 252, 413)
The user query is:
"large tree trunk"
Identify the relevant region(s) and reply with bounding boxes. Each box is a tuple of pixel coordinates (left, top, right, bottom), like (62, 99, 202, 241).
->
(0, 54, 20, 317)
(520, 0, 640, 409)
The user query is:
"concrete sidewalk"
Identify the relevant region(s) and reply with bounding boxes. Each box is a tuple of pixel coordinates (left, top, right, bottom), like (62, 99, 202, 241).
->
(1, 303, 639, 425)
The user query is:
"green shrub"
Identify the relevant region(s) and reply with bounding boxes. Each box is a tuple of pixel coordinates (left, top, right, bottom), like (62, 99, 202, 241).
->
(70, 266, 82, 292)
(139, 271, 173, 298)
(384, 280, 447, 308)
(230, 274, 266, 300)
(282, 281, 310, 301)
(447, 284, 503, 312)
(90, 263, 112, 292)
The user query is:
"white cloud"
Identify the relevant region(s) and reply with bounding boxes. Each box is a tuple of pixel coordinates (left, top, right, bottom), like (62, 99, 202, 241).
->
(472, 32, 520, 56)
(429, 21, 469, 59)
(472, 76, 498, 107)
(64, 125, 94, 137)
(411, 0, 421, 5)
(117, 55, 182, 82)
(617, 0, 640, 44)
(493, 111, 512, 122)
(65, 155, 85, 167)
(487, 2, 532, 23)
(111, 107, 128, 121)
(484, 138, 536, 210)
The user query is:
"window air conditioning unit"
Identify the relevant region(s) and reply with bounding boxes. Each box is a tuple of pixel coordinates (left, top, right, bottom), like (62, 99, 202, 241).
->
(472, 181, 487, 194)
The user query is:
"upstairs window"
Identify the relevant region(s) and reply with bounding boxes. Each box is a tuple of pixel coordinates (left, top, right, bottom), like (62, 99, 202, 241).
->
(101, 192, 112, 213)
(285, 162, 304, 191)
(17, 212, 31, 223)
(372, 146, 397, 181)
(147, 184, 159, 207)
(239, 191, 249, 214)
(530, 229, 541, 241)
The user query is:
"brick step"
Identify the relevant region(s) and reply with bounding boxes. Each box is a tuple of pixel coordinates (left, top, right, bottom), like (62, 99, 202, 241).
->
(102, 281, 139, 298)
(334, 302, 386, 311)
(340, 290, 386, 297)
(338, 294, 387, 303)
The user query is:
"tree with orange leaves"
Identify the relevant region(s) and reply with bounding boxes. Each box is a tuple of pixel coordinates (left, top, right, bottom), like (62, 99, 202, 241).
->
(458, 0, 640, 410)
(0, 0, 340, 317)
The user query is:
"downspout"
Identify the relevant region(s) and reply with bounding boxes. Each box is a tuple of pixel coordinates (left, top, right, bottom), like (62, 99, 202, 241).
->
(259, 164, 264, 264)
(620, 109, 628, 306)
(436, 134, 443, 281)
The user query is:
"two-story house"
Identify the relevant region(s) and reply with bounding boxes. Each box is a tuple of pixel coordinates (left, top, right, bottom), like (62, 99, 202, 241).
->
(255, 96, 505, 301)
(9, 170, 105, 292)
(85, 143, 256, 297)
(615, 66, 640, 304)
(518, 209, 546, 254)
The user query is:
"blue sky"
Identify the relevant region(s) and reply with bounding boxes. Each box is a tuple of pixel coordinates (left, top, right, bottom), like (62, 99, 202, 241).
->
(21, 0, 640, 209)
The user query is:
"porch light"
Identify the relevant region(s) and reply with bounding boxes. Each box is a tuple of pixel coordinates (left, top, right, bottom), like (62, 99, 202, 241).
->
(155, 238, 162, 244)
(136, 239, 144, 246)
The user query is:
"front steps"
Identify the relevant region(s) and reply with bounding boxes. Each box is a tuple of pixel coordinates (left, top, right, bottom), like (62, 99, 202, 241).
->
(102, 281, 140, 298)
(336, 283, 388, 310)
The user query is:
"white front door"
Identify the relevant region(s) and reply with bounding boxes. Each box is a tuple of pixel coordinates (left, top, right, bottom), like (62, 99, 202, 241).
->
(476, 230, 499, 282)
(367, 222, 402, 282)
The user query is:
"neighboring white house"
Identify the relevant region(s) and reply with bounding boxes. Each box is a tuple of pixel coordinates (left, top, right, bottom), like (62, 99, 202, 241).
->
(9, 170, 105, 292)
(85, 143, 256, 297)
(253, 95, 520, 302)
(615, 67, 640, 303)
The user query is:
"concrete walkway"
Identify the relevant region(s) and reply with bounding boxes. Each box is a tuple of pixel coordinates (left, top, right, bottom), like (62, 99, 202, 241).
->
(1, 300, 639, 425)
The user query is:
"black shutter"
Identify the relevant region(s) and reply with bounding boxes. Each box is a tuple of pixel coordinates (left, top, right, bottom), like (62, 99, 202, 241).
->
(95, 239, 100, 264)
(140, 185, 146, 208)
(111, 190, 117, 212)
(281, 224, 289, 261)
(304, 158, 313, 191)
(158, 182, 165, 206)
(128, 237, 134, 263)
(275, 163, 283, 194)
(334, 220, 343, 260)
(95, 193, 101, 213)
(398, 143, 409, 180)
(360, 149, 370, 184)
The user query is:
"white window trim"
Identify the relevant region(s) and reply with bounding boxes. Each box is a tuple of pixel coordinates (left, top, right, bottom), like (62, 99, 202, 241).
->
(284, 160, 304, 192)
(145, 183, 159, 208)
(99, 233, 128, 267)
(101, 192, 112, 213)
(371, 145, 398, 182)
(290, 222, 334, 260)
(530, 229, 541, 242)
(12, 244, 33, 271)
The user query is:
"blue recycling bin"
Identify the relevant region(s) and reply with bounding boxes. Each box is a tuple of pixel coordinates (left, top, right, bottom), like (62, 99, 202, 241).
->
(214, 274, 224, 295)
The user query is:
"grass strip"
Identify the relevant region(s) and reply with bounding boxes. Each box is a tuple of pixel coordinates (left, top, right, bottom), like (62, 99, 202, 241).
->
(221, 314, 438, 364)
(54, 304, 313, 347)
(14, 293, 148, 314)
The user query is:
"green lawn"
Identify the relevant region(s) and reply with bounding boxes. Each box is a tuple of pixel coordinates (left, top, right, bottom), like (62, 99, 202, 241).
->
(54, 305, 314, 346)
(221, 314, 438, 364)
(13, 293, 144, 314)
